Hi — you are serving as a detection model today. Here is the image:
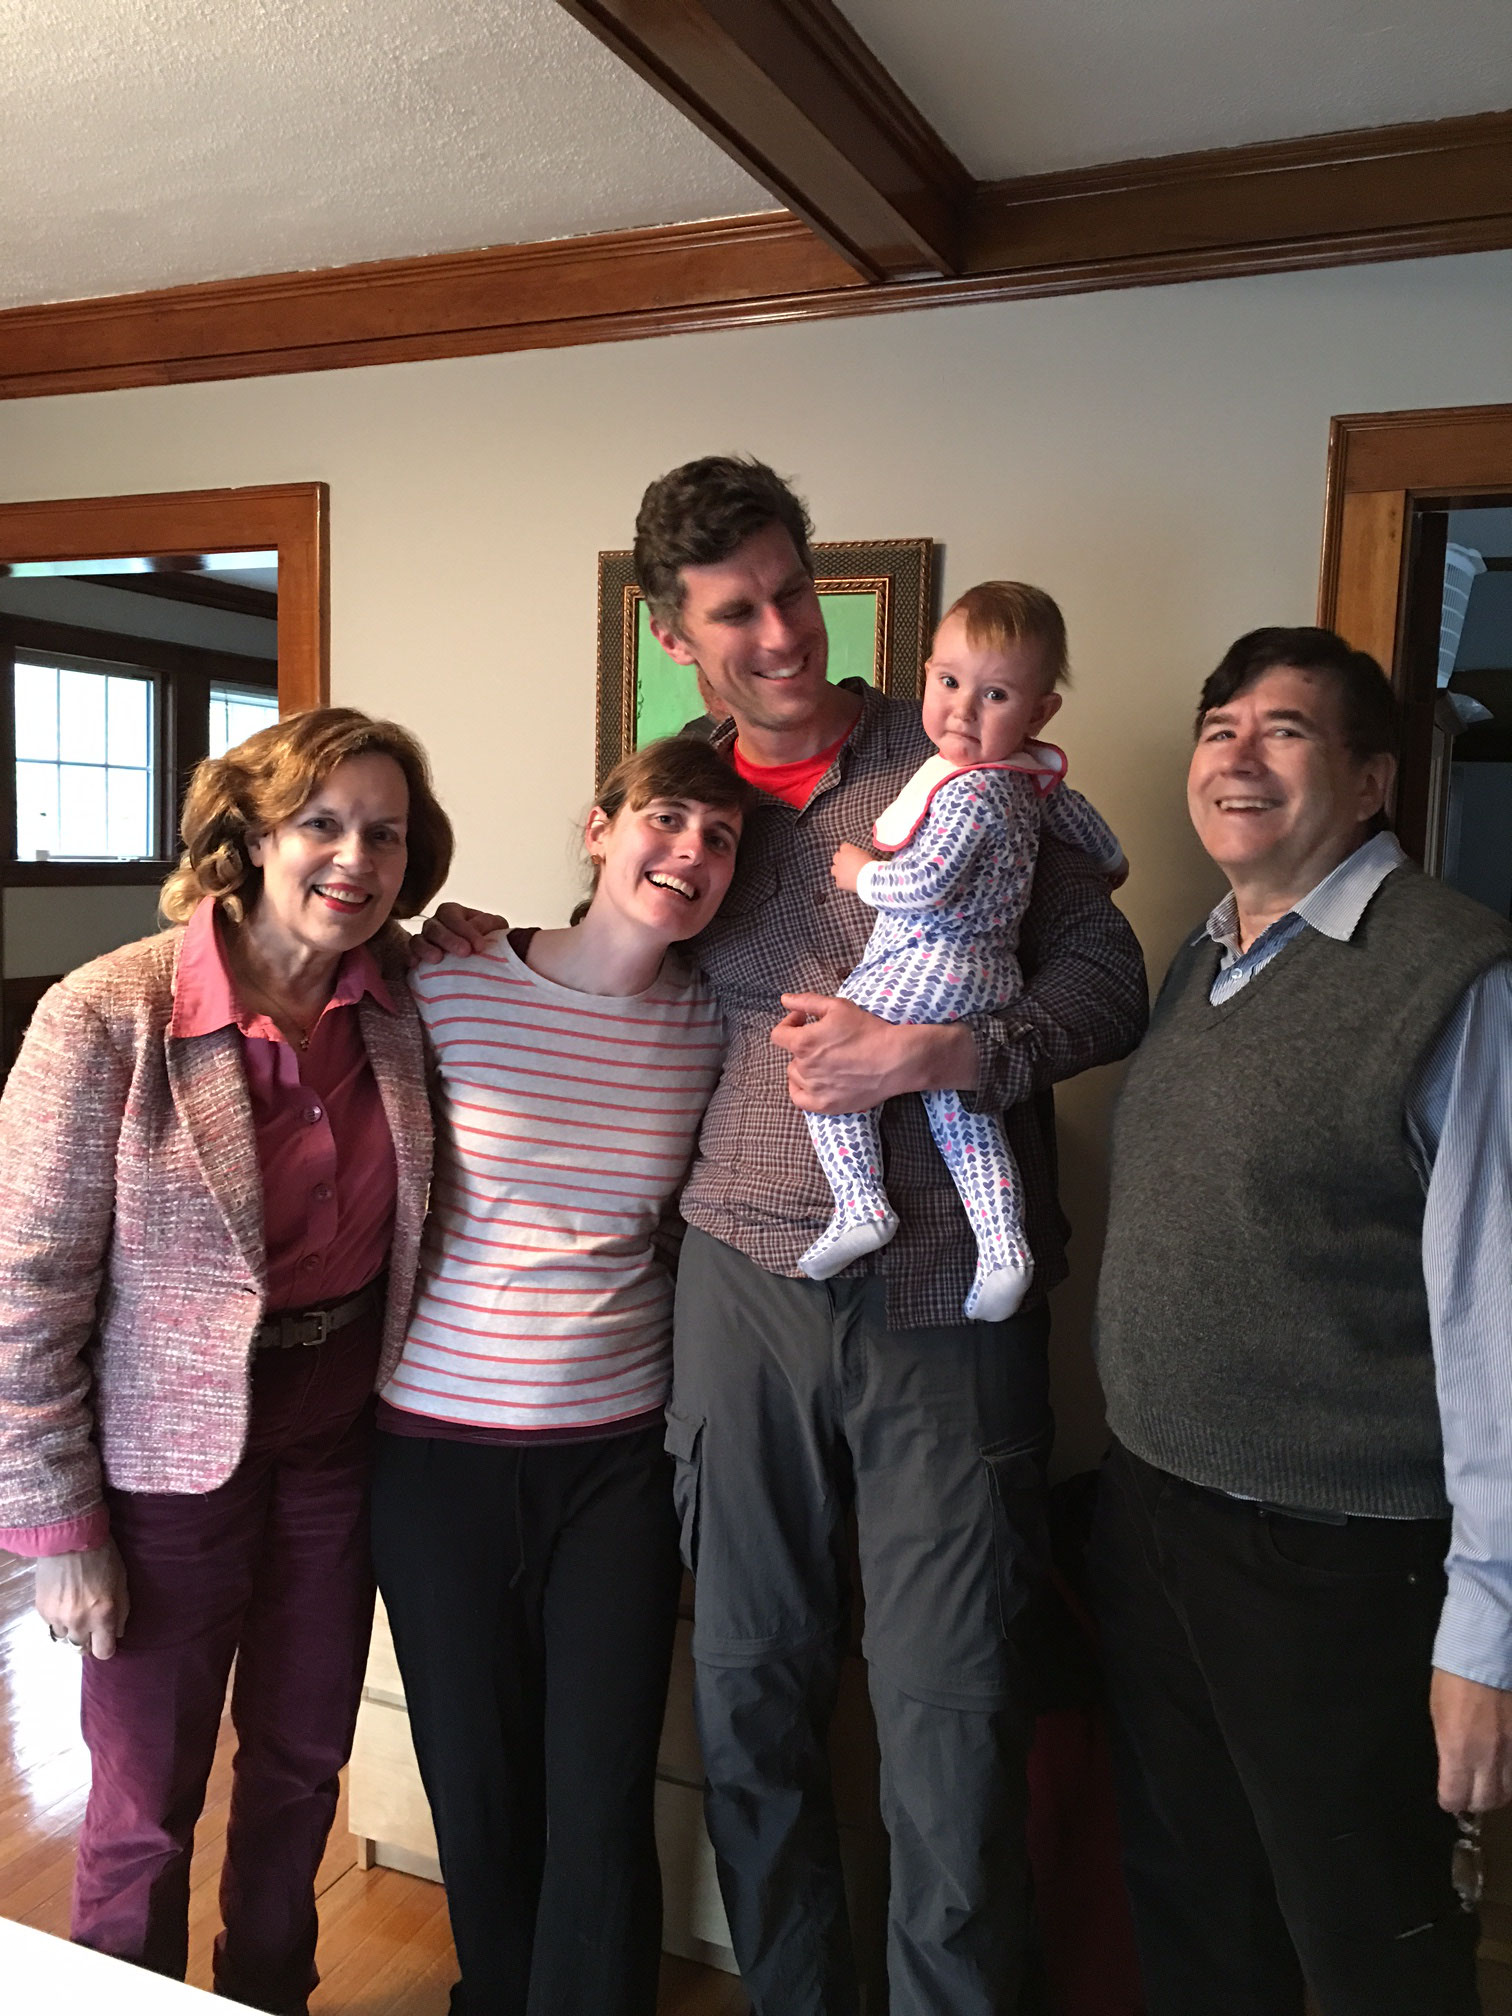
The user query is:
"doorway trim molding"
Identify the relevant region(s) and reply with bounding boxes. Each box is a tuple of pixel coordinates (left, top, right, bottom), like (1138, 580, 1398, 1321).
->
(0, 483, 328, 714)
(1318, 403, 1512, 862)
(1318, 403, 1512, 666)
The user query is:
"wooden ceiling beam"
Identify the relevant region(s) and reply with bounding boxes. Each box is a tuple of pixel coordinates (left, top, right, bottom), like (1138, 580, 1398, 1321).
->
(78, 570, 279, 622)
(553, 0, 973, 281)
(0, 113, 1506, 401)
(964, 110, 1512, 283)
(0, 216, 862, 400)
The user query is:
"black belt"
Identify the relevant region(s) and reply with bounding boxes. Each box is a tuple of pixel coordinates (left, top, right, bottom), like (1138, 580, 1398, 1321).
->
(252, 1281, 381, 1352)
(1130, 1447, 1353, 1526)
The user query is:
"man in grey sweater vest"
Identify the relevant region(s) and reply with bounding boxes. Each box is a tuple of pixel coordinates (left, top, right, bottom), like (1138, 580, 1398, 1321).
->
(1091, 626, 1512, 2016)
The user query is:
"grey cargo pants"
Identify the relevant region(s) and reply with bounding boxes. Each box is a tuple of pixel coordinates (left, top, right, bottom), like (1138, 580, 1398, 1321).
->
(669, 1228, 1053, 2016)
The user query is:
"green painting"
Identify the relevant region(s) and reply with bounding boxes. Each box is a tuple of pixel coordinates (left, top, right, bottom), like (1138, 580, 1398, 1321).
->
(632, 589, 884, 746)
(596, 541, 934, 788)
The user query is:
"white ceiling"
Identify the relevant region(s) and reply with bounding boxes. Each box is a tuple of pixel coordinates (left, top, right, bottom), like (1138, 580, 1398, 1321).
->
(3, 0, 1509, 316)
(837, 0, 1512, 178)
(1, 0, 768, 312)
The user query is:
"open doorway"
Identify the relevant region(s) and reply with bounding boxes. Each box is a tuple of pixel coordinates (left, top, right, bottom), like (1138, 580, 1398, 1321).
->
(1423, 505, 1512, 911)
(0, 550, 280, 1063)
(1319, 407, 1512, 1995)
(1319, 405, 1512, 892)
(0, 483, 326, 1071)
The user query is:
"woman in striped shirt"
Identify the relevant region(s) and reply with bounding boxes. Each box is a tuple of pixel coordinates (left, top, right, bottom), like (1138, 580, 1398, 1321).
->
(372, 736, 746, 2016)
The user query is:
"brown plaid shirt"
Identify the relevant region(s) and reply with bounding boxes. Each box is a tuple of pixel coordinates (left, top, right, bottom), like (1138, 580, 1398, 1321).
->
(682, 682, 1149, 1328)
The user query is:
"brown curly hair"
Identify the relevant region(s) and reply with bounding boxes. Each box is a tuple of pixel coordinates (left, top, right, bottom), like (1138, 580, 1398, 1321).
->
(160, 707, 454, 925)
(633, 455, 815, 632)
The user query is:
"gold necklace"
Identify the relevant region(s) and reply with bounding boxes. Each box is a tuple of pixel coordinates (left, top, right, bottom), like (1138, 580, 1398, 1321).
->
(221, 922, 322, 1051)
(238, 973, 315, 1050)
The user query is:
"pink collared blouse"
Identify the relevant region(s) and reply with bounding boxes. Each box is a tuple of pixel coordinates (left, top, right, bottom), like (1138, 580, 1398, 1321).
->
(171, 899, 399, 1312)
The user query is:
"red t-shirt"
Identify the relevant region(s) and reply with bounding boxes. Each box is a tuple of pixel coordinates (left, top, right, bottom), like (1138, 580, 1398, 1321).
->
(732, 724, 854, 808)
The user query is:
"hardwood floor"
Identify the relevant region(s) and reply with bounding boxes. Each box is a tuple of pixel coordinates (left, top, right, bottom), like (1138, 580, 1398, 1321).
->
(15, 1541, 1511, 2016)
(0, 1550, 747, 2013)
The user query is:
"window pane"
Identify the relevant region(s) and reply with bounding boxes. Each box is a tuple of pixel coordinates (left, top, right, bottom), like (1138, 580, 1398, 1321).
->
(59, 764, 111, 856)
(209, 684, 278, 758)
(58, 668, 107, 765)
(12, 660, 159, 861)
(229, 697, 277, 744)
(106, 675, 151, 771)
(106, 767, 152, 860)
(13, 661, 58, 762)
(15, 761, 59, 858)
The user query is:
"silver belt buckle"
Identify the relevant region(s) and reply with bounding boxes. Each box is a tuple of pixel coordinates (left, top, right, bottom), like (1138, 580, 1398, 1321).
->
(293, 1308, 334, 1348)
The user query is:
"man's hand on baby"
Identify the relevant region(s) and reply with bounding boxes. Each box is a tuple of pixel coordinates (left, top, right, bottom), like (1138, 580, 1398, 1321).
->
(830, 843, 875, 894)
(774, 994, 912, 1112)
(409, 902, 508, 966)
(775, 996, 981, 1111)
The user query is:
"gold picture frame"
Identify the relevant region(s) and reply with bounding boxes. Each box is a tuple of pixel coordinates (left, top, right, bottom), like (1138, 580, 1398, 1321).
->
(594, 538, 936, 785)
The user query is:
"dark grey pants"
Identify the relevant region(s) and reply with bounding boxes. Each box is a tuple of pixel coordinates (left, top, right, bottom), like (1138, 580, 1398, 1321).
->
(1090, 1440, 1478, 2016)
(669, 1228, 1053, 2016)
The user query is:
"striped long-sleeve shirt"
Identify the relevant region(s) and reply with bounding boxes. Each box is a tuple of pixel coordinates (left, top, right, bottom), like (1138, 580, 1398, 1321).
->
(379, 933, 724, 1435)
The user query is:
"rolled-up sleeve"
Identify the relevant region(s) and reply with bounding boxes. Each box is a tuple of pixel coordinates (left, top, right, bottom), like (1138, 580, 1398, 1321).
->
(966, 832, 1148, 1112)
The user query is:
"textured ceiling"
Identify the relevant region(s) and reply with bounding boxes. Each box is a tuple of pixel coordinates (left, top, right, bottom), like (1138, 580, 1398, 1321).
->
(0, 0, 769, 311)
(5, 0, 1509, 317)
(836, 0, 1512, 179)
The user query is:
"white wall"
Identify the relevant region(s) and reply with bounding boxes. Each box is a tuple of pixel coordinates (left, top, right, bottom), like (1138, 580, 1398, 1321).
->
(4, 885, 162, 978)
(2, 249, 1509, 1464)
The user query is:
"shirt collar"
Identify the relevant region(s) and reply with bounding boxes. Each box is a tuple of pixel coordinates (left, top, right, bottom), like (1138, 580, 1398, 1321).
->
(712, 677, 878, 805)
(171, 895, 396, 1040)
(1203, 829, 1407, 958)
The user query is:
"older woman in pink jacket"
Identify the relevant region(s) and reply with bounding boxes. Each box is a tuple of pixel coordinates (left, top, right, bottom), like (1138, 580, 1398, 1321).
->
(0, 706, 451, 2014)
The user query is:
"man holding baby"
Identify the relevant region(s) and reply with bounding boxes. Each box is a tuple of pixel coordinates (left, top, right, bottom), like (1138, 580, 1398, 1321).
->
(434, 454, 1141, 2011)
(637, 456, 1143, 2015)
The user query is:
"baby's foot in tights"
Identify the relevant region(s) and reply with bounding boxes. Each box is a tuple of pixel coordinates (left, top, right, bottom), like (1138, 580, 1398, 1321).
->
(964, 1259, 1032, 1323)
(798, 1210, 900, 1281)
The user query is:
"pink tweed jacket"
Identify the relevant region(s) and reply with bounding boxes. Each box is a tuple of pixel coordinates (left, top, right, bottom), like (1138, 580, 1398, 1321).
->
(0, 924, 432, 1533)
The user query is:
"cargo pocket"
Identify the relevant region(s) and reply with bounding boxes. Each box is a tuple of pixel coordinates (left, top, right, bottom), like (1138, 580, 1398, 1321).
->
(982, 1435, 1050, 1637)
(664, 1409, 705, 1576)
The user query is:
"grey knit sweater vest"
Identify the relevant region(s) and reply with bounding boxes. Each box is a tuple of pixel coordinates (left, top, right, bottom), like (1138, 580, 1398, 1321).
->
(1095, 863, 1512, 1518)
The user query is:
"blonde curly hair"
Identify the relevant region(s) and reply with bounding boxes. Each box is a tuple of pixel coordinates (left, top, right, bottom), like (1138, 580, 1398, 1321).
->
(160, 706, 453, 926)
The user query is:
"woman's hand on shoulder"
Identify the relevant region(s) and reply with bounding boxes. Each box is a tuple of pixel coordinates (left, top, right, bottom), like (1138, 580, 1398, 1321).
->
(407, 902, 508, 968)
(35, 1539, 130, 1659)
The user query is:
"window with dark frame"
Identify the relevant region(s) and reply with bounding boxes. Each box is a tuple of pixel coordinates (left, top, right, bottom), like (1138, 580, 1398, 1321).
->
(0, 619, 277, 879)
(14, 653, 160, 862)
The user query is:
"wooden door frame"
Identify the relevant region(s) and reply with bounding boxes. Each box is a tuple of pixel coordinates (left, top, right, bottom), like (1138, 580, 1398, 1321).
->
(1318, 403, 1512, 658)
(0, 482, 328, 715)
(0, 482, 326, 1010)
(1317, 404, 1512, 859)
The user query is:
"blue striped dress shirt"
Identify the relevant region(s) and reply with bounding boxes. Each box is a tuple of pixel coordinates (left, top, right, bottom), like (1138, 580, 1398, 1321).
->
(1201, 829, 1512, 1689)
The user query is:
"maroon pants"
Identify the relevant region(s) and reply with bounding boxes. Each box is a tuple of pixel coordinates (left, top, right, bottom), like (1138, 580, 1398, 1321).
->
(72, 1309, 382, 2014)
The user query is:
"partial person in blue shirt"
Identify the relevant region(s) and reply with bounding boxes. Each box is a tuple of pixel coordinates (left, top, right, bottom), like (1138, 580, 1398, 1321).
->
(1089, 625, 1512, 2016)
(1206, 827, 1512, 1698)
